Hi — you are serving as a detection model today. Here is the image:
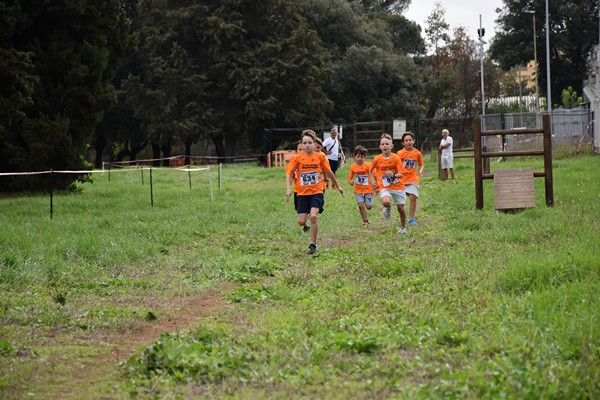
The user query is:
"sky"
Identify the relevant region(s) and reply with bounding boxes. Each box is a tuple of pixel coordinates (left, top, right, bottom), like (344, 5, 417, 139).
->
(403, 0, 505, 44)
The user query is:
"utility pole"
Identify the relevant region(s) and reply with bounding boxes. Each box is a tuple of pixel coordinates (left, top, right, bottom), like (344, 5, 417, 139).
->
(478, 15, 486, 117)
(545, 0, 551, 111)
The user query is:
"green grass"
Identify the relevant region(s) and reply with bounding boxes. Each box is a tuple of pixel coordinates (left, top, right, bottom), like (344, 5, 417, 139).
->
(1, 155, 599, 399)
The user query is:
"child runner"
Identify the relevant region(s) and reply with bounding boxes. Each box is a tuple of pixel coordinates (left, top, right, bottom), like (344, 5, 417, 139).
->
(397, 132, 424, 225)
(347, 145, 374, 227)
(285, 130, 344, 254)
(370, 133, 407, 234)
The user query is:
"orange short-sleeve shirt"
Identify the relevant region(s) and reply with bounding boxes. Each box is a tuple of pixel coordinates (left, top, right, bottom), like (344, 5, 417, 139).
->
(348, 162, 374, 194)
(397, 148, 424, 185)
(370, 153, 405, 191)
(286, 151, 331, 196)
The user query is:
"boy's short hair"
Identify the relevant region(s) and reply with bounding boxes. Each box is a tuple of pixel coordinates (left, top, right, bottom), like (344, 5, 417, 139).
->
(354, 145, 368, 156)
(301, 130, 316, 141)
(380, 133, 392, 141)
(402, 132, 415, 142)
(315, 137, 323, 146)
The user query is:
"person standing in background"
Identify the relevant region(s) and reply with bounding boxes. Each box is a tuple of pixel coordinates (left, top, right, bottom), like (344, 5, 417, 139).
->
(323, 127, 342, 176)
(439, 129, 455, 182)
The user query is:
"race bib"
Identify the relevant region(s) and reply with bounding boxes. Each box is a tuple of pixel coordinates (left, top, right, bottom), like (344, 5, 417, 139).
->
(300, 171, 319, 186)
(382, 174, 398, 187)
(404, 159, 416, 169)
(355, 174, 369, 186)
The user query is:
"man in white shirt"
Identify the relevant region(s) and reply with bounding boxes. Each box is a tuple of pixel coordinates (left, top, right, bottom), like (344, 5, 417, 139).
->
(438, 129, 455, 181)
(323, 127, 342, 175)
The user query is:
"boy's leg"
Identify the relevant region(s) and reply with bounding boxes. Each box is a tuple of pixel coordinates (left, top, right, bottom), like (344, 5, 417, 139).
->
(365, 193, 374, 210)
(297, 213, 308, 227)
(408, 193, 417, 219)
(357, 202, 368, 223)
(381, 195, 391, 208)
(397, 204, 406, 227)
(309, 207, 320, 245)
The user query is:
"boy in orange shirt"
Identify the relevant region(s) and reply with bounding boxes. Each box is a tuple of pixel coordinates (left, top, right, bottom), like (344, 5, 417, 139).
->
(397, 132, 424, 225)
(286, 130, 344, 254)
(370, 133, 407, 234)
(347, 145, 374, 227)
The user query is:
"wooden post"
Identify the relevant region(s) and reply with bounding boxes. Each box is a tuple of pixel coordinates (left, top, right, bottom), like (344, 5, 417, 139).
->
(543, 114, 554, 206)
(50, 170, 54, 219)
(473, 118, 483, 209)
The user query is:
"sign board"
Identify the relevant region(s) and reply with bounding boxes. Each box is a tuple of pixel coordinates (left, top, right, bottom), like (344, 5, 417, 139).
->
(392, 119, 406, 140)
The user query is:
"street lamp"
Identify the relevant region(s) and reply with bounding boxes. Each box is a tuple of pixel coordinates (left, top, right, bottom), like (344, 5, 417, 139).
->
(525, 9, 540, 112)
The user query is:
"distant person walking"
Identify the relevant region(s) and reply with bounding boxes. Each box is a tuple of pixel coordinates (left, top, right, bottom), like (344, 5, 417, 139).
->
(439, 129, 455, 181)
(323, 127, 342, 176)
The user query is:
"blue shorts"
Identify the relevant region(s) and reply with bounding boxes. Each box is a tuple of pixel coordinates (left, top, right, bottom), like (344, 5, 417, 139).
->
(297, 193, 325, 214)
(328, 159, 339, 173)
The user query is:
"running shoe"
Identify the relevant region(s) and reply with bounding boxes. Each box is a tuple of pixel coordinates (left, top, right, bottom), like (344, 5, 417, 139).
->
(397, 226, 407, 234)
(308, 243, 318, 254)
(382, 207, 391, 220)
(408, 218, 417, 225)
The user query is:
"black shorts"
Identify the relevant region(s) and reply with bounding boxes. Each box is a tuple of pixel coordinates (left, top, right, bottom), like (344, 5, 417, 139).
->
(293, 192, 298, 211)
(297, 193, 325, 214)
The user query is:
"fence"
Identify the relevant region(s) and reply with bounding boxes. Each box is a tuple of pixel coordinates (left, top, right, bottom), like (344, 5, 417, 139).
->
(0, 163, 218, 218)
(264, 109, 593, 162)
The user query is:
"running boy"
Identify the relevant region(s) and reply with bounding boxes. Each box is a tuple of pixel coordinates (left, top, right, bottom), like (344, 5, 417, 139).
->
(285, 130, 344, 254)
(347, 145, 374, 227)
(397, 132, 424, 225)
(370, 133, 407, 234)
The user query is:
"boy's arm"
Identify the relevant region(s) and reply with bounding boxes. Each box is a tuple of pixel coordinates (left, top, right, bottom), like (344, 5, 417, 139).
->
(326, 170, 344, 196)
(347, 169, 354, 186)
(285, 172, 293, 202)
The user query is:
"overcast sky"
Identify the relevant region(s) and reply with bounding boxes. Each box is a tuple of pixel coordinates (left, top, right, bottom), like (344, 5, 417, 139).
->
(404, 0, 505, 43)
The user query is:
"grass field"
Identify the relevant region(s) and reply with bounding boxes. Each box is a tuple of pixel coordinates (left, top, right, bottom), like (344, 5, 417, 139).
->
(1, 153, 599, 399)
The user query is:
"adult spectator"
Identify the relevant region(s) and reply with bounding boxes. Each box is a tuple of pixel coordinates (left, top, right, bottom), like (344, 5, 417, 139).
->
(438, 129, 455, 181)
(323, 127, 342, 175)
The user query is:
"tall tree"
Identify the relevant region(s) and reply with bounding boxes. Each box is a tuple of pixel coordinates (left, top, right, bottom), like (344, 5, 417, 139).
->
(490, 0, 599, 107)
(419, 2, 455, 118)
(0, 1, 133, 191)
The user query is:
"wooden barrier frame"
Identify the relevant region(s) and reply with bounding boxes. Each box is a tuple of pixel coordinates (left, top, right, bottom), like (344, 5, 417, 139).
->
(438, 147, 490, 180)
(473, 114, 554, 209)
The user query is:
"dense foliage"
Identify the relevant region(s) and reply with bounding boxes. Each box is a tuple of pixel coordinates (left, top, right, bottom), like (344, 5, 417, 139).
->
(490, 0, 599, 107)
(0, 1, 133, 190)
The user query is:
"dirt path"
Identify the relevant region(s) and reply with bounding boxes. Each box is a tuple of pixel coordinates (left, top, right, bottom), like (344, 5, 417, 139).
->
(47, 286, 233, 399)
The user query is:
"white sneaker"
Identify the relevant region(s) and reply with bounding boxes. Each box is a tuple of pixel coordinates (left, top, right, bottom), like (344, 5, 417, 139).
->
(397, 226, 407, 234)
(382, 207, 391, 220)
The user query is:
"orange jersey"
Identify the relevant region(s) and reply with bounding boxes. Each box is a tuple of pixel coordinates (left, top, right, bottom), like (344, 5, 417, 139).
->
(370, 153, 405, 191)
(286, 151, 331, 196)
(348, 162, 374, 194)
(397, 148, 424, 185)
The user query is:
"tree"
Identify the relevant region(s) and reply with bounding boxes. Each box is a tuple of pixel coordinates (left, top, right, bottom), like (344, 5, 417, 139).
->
(418, 2, 455, 118)
(0, 1, 133, 191)
(490, 0, 599, 107)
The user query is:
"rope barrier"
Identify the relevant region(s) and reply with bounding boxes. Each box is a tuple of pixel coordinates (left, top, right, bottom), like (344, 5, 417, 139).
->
(0, 166, 211, 176)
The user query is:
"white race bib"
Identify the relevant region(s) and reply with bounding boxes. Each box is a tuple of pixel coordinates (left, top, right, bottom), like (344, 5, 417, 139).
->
(382, 174, 398, 187)
(300, 170, 319, 186)
(355, 174, 369, 186)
